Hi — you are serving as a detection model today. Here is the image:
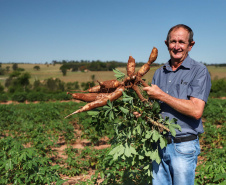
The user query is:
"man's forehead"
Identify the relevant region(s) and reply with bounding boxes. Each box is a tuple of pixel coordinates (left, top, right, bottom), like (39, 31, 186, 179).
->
(169, 28, 190, 39)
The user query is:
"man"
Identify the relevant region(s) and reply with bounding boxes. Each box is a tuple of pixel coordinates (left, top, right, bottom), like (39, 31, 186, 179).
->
(143, 24, 211, 185)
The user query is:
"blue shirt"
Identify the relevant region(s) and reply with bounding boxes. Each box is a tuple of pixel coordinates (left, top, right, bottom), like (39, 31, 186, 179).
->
(152, 55, 211, 136)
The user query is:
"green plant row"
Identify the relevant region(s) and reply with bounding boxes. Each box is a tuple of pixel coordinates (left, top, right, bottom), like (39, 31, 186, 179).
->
(195, 98, 226, 185)
(0, 91, 72, 103)
(0, 99, 225, 184)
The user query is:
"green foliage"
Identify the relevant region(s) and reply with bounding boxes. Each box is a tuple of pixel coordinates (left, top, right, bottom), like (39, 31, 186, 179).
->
(33, 65, 41, 70)
(0, 137, 65, 185)
(195, 98, 226, 184)
(5, 71, 31, 93)
(81, 81, 95, 91)
(66, 81, 80, 91)
(195, 156, 226, 185)
(0, 67, 5, 75)
(12, 91, 27, 102)
(210, 78, 226, 97)
(44, 78, 65, 92)
(0, 93, 8, 102)
(89, 89, 180, 184)
(12, 63, 18, 71)
(203, 98, 226, 124)
(113, 68, 126, 80)
(0, 83, 4, 92)
(26, 92, 49, 102)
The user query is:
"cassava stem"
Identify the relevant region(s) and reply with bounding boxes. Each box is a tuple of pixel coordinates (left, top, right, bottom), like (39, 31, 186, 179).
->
(146, 117, 170, 132)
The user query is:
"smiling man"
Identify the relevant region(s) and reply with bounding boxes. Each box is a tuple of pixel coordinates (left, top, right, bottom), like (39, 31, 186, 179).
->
(143, 24, 211, 185)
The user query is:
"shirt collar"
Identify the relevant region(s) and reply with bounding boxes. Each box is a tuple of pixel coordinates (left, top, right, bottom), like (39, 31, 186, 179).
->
(163, 55, 191, 71)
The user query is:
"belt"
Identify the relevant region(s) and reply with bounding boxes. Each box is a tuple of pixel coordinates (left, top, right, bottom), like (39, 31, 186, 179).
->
(166, 135, 197, 144)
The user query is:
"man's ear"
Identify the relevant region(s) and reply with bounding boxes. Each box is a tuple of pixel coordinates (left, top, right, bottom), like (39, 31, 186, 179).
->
(165, 40, 169, 47)
(189, 41, 195, 51)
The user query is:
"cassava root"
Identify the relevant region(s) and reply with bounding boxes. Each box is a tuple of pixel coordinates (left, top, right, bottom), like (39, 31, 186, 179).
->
(66, 47, 158, 117)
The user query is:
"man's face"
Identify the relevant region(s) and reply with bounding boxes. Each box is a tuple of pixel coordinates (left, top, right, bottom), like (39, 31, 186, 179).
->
(165, 27, 195, 63)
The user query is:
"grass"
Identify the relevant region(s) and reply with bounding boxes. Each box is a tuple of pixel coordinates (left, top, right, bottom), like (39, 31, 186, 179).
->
(0, 63, 225, 87)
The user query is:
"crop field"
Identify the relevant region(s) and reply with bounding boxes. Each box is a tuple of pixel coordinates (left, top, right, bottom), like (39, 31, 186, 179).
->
(0, 97, 225, 184)
(0, 62, 225, 184)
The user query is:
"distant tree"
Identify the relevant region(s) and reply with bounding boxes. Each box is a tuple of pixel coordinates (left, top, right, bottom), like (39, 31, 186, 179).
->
(61, 68, 67, 76)
(0, 68, 5, 75)
(52, 60, 57, 66)
(6, 66, 10, 72)
(33, 65, 40, 70)
(0, 83, 4, 92)
(5, 71, 31, 92)
(60, 65, 70, 76)
(12, 63, 18, 71)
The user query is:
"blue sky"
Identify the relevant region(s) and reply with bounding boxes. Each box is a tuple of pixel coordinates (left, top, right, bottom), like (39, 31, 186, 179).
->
(1, 0, 226, 64)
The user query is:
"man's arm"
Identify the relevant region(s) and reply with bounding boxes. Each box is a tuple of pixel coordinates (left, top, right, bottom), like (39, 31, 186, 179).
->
(143, 85, 205, 120)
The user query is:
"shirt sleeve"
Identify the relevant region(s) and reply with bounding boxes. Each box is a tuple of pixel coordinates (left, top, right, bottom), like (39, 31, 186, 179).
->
(188, 67, 211, 102)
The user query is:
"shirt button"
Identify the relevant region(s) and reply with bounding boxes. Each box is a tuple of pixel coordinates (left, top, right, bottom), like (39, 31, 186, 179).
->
(169, 80, 171, 82)
(166, 91, 168, 93)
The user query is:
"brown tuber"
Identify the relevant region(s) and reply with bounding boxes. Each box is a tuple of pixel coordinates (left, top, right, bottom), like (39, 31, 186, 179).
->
(66, 47, 158, 118)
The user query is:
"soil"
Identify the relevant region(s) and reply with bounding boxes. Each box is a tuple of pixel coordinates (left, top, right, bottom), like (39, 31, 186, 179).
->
(52, 123, 110, 185)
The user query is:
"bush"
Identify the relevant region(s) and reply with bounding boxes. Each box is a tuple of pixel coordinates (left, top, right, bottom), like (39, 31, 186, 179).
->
(0, 94, 8, 102)
(12, 92, 27, 102)
(0, 83, 4, 92)
(66, 81, 80, 91)
(27, 92, 49, 102)
(210, 78, 226, 97)
(51, 92, 72, 101)
(81, 81, 95, 91)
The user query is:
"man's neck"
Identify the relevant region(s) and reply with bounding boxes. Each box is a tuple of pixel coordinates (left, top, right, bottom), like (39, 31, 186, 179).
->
(170, 59, 183, 71)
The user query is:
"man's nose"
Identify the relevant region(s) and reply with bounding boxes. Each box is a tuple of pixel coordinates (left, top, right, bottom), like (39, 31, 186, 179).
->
(174, 42, 180, 49)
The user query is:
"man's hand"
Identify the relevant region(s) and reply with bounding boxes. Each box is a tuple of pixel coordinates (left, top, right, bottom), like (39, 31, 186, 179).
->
(143, 84, 165, 100)
(142, 84, 205, 120)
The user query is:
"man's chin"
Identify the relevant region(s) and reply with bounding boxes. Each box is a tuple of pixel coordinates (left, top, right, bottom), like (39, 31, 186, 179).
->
(171, 54, 186, 62)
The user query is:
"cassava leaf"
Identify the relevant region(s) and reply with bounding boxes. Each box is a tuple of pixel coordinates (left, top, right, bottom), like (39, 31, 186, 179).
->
(119, 107, 129, 114)
(113, 68, 125, 80)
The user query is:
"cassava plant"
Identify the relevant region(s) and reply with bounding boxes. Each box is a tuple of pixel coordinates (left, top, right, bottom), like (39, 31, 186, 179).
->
(66, 47, 181, 184)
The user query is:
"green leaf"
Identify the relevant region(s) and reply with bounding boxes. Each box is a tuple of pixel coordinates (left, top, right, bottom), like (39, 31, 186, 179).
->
(170, 123, 181, 131)
(113, 68, 125, 80)
(87, 111, 99, 116)
(119, 107, 129, 114)
(130, 145, 137, 155)
(152, 101, 161, 113)
(145, 131, 153, 139)
(109, 145, 121, 156)
(107, 100, 113, 108)
(137, 125, 141, 135)
(152, 130, 160, 142)
(169, 125, 176, 137)
(125, 143, 132, 157)
(159, 136, 167, 149)
(100, 171, 104, 179)
(139, 155, 144, 159)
